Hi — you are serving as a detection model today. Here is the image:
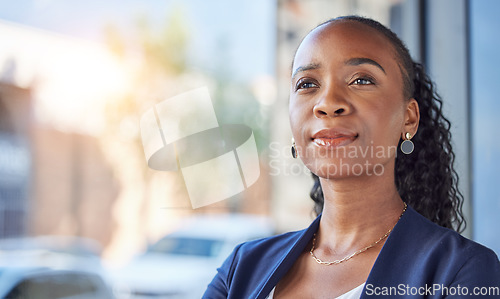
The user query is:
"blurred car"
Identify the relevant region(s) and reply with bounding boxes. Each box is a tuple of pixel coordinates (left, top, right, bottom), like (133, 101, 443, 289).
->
(0, 267, 114, 298)
(0, 236, 114, 298)
(0, 236, 104, 273)
(108, 214, 274, 298)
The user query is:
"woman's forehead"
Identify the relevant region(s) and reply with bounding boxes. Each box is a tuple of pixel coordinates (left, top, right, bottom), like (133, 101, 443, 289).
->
(294, 20, 397, 67)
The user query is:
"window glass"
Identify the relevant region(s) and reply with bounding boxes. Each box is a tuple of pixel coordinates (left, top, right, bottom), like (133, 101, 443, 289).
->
(470, 0, 500, 255)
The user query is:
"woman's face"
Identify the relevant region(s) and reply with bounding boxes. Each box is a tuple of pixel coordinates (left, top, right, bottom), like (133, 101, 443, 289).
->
(289, 20, 418, 179)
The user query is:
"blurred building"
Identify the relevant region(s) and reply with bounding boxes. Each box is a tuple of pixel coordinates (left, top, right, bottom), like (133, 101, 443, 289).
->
(30, 128, 119, 245)
(0, 82, 32, 237)
(0, 21, 121, 251)
(0, 80, 119, 247)
(0, 15, 273, 265)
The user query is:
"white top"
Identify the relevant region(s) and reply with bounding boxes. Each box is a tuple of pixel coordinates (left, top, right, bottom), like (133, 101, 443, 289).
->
(266, 282, 365, 299)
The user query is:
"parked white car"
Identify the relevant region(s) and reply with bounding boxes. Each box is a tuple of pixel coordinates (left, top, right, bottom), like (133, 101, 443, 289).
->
(108, 214, 274, 298)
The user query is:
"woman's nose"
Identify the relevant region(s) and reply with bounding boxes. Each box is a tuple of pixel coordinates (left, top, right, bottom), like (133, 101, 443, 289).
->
(313, 90, 352, 118)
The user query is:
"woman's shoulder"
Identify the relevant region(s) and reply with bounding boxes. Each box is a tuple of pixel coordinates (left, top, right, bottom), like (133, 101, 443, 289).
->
(391, 206, 500, 284)
(402, 206, 498, 260)
(363, 206, 500, 295)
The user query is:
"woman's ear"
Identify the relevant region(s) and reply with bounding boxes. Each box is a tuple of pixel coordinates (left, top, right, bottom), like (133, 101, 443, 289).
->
(403, 98, 419, 138)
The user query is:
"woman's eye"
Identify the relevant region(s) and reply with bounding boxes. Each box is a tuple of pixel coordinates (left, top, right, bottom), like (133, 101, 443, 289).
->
(296, 81, 318, 90)
(352, 78, 374, 85)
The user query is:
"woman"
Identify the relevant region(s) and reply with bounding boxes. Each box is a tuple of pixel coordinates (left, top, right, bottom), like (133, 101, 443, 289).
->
(203, 16, 500, 298)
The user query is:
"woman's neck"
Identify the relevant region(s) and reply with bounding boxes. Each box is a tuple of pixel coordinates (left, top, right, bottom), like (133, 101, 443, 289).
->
(316, 172, 405, 254)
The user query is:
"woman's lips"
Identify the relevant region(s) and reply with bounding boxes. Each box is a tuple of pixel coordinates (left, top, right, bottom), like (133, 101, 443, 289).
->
(313, 136, 356, 147)
(311, 129, 358, 148)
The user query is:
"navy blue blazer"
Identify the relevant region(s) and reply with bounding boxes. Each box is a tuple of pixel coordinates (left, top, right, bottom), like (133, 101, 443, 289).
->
(203, 206, 500, 298)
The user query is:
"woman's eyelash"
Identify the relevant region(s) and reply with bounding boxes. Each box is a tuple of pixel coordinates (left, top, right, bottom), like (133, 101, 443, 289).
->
(295, 80, 318, 91)
(295, 76, 374, 90)
(351, 76, 375, 85)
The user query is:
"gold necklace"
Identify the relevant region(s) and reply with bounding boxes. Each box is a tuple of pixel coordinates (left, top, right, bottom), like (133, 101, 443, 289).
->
(310, 202, 408, 266)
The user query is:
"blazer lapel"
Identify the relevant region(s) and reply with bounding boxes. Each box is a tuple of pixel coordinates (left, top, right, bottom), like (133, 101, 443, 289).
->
(254, 216, 321, 299)
(361, 206, 420, 298)
(250, 206, 420, 299)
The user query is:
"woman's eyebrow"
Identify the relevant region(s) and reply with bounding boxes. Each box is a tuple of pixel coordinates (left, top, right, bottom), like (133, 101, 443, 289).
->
(291, 63, 321, 80)
(345, 57, 386, 74)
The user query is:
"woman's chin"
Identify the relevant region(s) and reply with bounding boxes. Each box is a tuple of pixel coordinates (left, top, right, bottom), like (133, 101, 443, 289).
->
(305, 159, 388, 180)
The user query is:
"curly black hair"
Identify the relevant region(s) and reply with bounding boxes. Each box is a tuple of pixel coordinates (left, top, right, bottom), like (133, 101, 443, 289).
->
(307, 16, 466, 233)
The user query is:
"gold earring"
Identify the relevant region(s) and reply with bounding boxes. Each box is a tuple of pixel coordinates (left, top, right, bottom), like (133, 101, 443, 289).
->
(400, 132, 414, 154)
